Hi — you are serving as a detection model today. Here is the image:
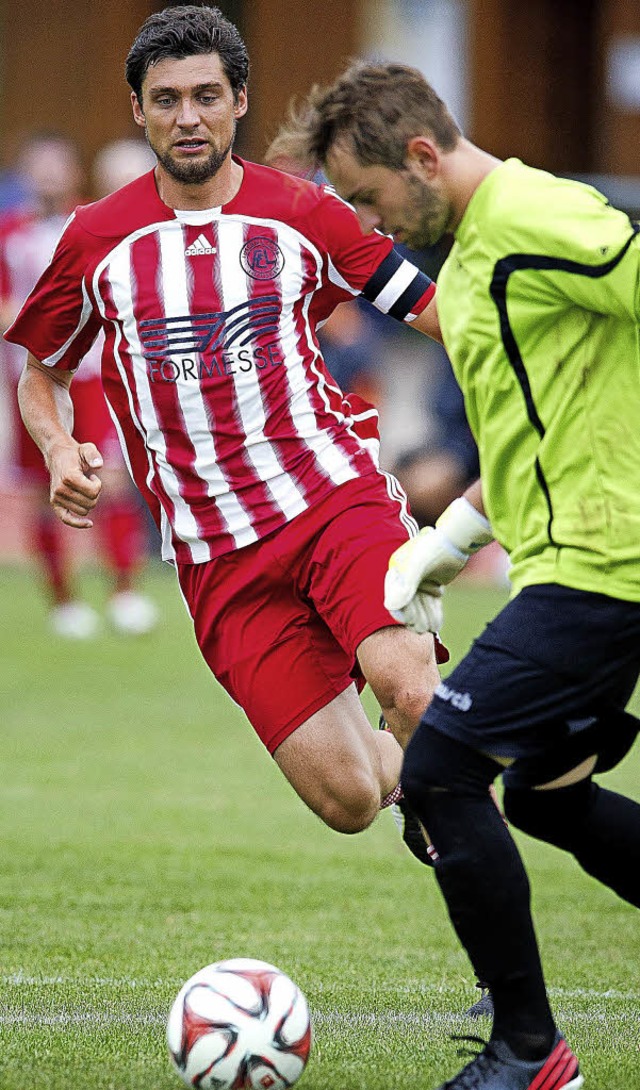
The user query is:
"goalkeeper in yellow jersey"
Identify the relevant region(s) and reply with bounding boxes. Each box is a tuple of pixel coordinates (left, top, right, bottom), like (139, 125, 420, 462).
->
(281, 61, 640, 1090)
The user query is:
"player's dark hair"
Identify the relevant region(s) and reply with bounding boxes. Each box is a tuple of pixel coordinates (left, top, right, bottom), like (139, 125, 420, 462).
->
(269, 61, 461, 173)
(125, 4, 249, 103)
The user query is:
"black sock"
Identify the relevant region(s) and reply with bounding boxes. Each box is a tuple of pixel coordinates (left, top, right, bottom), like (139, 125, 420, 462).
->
(403, 727, 556, 1060)
(505, 779, 640, 906)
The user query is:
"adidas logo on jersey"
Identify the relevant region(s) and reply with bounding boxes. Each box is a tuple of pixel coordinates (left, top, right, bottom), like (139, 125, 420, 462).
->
(185, 233, 217, 256)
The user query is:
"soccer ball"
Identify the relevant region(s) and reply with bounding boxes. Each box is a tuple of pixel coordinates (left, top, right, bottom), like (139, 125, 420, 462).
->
(167, 958, 312, 1089)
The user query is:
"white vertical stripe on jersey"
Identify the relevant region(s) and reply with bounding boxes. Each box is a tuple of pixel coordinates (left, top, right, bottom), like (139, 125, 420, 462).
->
(216, 220, 307, 522)
(157, 224, 258, 551)
(277, 238, 358, 486)
(104, 237, 210, 562)
(325, 255, 359, 296)
(91, 266, 159, 533)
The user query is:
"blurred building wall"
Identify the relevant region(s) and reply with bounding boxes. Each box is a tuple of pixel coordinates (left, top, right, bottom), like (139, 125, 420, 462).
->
(0, 0, 151, 173)
(2, 1, 640, 177)
(467, 0, 640, 175)
(0, 0, 361, 172)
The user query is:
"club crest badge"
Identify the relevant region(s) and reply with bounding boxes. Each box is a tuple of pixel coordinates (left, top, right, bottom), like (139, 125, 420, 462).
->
(240, 237, 285, 280)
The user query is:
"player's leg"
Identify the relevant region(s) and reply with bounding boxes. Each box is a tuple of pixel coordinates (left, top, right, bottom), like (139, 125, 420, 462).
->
(13, 409, 100, 637)
(357, 623, 440, 750)
(177, 530, 405, 835)
(71, 378, 157, 635)
(273, 683, 402, 833)
(400, 586, 640, 1086)
(403, 725, 558, 1060)
(503, 708, 640, 906)
(301, 472, 443, 793)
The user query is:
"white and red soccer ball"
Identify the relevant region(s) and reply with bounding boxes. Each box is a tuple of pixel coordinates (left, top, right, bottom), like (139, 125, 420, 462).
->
(167, 958, 312, 1089)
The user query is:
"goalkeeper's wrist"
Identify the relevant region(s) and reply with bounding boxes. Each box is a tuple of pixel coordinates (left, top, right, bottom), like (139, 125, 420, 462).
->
(435, 497, 493, 556)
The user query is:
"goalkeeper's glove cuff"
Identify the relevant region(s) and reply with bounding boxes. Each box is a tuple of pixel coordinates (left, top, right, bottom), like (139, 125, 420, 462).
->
(435, 497, 493, 557)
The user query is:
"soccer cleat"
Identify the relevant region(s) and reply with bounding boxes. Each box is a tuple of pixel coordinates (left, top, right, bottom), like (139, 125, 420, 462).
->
(392, 795, 438, 867)
(437, 1032, 583, 1089)
(464, 982, 494, 1019)
(49, 601, 101, 639)
(378, 715, 436, 867)
(107, 591, 159, 636)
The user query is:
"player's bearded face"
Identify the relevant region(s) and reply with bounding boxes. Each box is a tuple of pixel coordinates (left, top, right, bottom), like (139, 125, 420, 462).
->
(148, 126, 236, 185)
(398, 172, 450, 249)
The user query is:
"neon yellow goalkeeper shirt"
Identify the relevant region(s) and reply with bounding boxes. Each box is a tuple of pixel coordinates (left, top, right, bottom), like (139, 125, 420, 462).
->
(437, 158, 640, 602)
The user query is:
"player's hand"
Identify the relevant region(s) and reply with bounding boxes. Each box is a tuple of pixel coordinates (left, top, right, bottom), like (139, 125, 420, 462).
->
(384, 528, 457, 634)
(384, 497, 494, 635)
(47, 440, 104, 528)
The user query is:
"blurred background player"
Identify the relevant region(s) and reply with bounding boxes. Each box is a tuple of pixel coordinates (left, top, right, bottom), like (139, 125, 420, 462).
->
(0, 131, 158, 638)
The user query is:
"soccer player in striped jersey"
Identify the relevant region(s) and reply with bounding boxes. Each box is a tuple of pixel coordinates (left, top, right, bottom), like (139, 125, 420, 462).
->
(9, 8, 447, 879)
(292, 60, 640, 1089)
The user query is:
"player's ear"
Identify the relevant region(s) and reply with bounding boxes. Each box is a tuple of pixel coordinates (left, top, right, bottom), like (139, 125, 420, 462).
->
(233, 86, 248, 121)
(406, 136, 439, 180)
(131, 92, 146, 129)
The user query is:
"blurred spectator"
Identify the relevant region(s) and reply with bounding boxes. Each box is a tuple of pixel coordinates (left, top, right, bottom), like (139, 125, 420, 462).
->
(0, 132, 158, 638)
(92, 137, 156, 197)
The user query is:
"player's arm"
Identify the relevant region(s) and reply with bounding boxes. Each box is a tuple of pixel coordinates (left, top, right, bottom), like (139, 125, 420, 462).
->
(407, 293, 442, 343)
(384, 479, 493, 634)
(18, 354, 103, 529)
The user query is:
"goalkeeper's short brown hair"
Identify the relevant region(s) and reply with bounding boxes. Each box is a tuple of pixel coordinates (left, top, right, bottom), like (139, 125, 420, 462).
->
(267, 61, 461, 174)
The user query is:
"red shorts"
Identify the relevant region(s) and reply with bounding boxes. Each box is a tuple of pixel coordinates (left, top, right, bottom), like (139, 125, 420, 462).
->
(178, 472, 417, 754)
(13, 375, 122, 481)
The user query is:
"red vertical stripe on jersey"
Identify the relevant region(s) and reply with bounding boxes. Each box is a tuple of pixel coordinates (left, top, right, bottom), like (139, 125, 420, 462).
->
(186, 221, 284, 537)
(130, 229, 219, 562)
(98, 265, 165, 531)
(242, 223, 326, 502)
(292, 243, 374, 474)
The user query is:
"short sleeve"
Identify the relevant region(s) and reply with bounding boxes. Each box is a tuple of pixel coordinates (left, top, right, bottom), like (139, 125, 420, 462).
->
(4, 211, 102, 371)
(316, 188, 435, 322)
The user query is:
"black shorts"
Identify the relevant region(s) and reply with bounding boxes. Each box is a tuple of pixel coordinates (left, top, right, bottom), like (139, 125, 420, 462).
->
(423, 584, 640, 788)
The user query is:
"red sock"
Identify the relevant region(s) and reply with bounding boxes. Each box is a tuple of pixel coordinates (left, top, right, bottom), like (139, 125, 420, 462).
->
(33, 512, 70, 603)
(98, 498, 146, 587)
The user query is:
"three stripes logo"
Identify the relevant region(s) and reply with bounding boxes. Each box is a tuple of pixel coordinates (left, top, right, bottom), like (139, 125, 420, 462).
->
(139, 296, 281, 359)
(184, 233, 216, 257)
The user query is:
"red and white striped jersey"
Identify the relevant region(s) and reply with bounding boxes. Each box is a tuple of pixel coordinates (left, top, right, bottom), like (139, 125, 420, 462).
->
(7, 159, 434, 563)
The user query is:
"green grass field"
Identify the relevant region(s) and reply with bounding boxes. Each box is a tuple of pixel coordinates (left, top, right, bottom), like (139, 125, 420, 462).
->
(0, 564, 638, 1090)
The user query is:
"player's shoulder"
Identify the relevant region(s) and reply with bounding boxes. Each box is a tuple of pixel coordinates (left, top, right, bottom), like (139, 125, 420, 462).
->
(74, 170, 173, 240)
(473, 158, 632, 263)
(236, 158, 348, 228)
(481, 159, 633, 256)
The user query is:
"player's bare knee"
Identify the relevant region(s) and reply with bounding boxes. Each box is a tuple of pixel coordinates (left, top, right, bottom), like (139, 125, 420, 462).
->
(317, 776, 380, 834)
(380, 681, 433, 746)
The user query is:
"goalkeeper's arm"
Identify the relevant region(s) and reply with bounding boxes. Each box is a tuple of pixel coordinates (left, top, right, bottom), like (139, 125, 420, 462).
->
(384, 480, 494, 634)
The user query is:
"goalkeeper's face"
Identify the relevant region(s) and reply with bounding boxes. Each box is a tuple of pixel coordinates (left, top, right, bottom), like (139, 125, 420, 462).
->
(325, 143, 451, 250)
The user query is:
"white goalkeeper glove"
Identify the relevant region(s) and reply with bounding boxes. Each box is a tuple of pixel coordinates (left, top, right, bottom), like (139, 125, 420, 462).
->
(384, 497, 494, 634)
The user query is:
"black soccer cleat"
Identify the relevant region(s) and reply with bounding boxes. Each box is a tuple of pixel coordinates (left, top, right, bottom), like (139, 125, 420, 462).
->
(437, 1032, 583, 1089)
(378, 714, 436, 868)
(392, 794, 437, 867)
(464, 982, 494, 1019)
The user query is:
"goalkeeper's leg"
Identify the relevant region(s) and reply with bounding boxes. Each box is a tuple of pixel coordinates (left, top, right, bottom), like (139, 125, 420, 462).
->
(504, 777, 640, 907)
